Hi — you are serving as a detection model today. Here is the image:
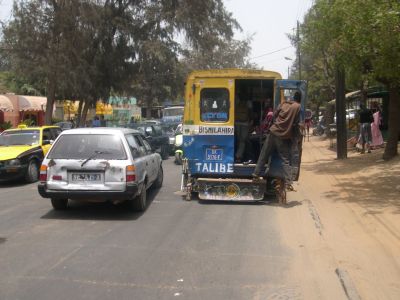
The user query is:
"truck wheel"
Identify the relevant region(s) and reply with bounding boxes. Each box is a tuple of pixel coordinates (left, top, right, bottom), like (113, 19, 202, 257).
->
(153, 166, 163, 188)
(51, 198, 68, 210)
(129, 184, 147, 212)
(160, 145, 169, 160)
(25, 160, 39, 183)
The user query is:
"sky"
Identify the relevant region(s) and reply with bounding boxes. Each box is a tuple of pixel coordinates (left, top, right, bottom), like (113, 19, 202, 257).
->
(225, 0, 314, 77)
(0, 0, 314, 78)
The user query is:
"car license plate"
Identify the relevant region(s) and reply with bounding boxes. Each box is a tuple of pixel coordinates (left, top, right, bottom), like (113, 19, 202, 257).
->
(71, 173, 101, 182)
(206, 148, 223, 161)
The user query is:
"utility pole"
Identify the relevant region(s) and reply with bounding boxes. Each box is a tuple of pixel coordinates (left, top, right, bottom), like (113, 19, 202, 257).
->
(335, 65, 347, 159)
(297, 21, 301, 80)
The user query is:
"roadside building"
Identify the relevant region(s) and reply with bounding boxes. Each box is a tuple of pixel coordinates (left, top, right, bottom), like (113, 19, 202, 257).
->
(0, 94, 49, 127)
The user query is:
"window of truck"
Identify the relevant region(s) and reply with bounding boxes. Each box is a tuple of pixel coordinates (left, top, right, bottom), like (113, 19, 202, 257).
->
(200, 88, 230, 122)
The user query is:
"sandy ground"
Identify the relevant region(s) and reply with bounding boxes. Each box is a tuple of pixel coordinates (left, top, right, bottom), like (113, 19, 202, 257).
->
(276, 136, 400, 299)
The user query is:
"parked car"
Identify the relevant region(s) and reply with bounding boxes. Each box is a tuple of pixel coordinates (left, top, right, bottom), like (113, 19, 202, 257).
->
(0, 125, 62, 183)
(127, 123, 170, 159)
(161, 123, 179, 155)
(37, 128, 163, 211)
(54, 121, 74, 131)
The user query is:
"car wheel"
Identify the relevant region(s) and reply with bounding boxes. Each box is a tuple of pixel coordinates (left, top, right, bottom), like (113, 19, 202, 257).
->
(128, 183, 147, 212)
(153, 166, 163, 189)
(25, 160, 39, 183)
(160, 145, 169, 160)
(51, 198, 68, 210)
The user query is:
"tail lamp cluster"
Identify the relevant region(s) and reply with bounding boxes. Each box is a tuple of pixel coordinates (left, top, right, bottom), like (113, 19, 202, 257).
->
(126, 165, 136, 183)
(39, 165, 48, 182)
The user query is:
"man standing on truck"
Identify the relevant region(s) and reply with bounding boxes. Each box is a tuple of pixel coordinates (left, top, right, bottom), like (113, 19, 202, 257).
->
(252, 91, 302, 190)
(235, 93, 253, 163)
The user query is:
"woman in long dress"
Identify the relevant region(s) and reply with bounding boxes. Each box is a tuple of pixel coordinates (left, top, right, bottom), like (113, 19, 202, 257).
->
(371, 105, 384, 149)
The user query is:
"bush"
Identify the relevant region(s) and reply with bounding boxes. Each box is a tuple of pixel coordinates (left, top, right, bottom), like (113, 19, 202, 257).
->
(0, 121, 12, 131)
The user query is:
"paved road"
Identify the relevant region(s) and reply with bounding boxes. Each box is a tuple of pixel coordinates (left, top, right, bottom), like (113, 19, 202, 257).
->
(0, 157, 347, 300)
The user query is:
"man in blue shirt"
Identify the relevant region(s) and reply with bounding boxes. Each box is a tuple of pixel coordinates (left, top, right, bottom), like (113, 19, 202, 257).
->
(92, 116, 101, 127)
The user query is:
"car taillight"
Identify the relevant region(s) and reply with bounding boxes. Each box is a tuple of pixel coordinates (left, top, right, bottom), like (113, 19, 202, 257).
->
(126, 165, 136, 183)
(39, 165, 48, 182)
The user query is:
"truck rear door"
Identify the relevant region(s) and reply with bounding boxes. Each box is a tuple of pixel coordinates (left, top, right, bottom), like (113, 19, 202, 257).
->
(183, 78, 235, 175)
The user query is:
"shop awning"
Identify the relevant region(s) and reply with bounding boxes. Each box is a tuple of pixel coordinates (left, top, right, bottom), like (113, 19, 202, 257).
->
(0, 95, 14, 112)
(18, 96, 47, 111)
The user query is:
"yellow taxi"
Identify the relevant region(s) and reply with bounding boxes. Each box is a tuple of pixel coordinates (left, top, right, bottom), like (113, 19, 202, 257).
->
(0, 124, 62, 183)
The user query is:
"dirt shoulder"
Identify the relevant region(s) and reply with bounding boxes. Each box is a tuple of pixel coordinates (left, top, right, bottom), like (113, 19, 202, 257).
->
(274, 137, 400, 300)
(293, 137, 400, 299)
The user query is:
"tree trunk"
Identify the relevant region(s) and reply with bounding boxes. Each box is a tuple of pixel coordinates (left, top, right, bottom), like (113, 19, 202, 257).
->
(146, 98, 153, 119)
(81, 100, 90, 127)
(45, 80, 56, 125)
(360, 80, 368, 106)
(76, 100, 84, 127)
(383, 85, 400, 160)
(335, 65, 347, 159)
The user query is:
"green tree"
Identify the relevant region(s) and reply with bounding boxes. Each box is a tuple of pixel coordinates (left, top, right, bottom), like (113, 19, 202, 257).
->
(296, 0, 400, 159)
(1, 0, 252, 123)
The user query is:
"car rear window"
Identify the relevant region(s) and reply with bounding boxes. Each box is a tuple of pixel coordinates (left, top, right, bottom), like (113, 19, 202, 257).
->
(0, 130, 40, 146)
(48, 134, 127, 159)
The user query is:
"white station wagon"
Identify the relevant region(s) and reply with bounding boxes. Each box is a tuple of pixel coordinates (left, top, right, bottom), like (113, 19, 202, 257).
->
(38, 128, 163, 211)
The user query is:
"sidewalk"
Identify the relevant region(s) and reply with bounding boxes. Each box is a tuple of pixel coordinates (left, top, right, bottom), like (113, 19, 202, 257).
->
(296, 136, 400, 299)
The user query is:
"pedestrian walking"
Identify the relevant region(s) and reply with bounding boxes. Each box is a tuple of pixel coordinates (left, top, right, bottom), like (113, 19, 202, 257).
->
(358, 104, 373, 154)
(370, 102, 384, 149)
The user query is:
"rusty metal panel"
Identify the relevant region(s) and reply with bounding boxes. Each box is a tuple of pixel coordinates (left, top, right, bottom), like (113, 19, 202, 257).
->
(197, 178, 266, 201)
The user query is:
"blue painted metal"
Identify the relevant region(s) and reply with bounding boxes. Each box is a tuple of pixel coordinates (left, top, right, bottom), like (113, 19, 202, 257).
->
(183, 134, 234, 175)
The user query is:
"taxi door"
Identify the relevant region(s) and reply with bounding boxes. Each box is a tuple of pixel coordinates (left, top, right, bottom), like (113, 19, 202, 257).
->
(40, 128, 54, 155)
(183, 78, 235, 176)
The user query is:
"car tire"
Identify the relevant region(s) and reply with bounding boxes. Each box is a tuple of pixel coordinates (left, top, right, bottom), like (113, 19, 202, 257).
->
(160, 145, 169, 160)
(51, 198, 68, 210)
(153, 166, 163, 189)
(25, 160, 39, 183)
(129, 183, 147, 212)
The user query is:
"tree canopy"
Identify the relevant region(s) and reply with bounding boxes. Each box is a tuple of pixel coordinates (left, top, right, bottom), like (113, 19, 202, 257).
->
(296, 0, 400, 159)
(0, 0, 254, 123)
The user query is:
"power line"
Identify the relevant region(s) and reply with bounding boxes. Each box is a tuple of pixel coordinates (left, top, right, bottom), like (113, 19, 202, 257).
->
(249, 46, 293, 60)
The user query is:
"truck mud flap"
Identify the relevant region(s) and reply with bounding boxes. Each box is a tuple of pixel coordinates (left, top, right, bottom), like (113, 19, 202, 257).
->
(197, 178, 266, 201)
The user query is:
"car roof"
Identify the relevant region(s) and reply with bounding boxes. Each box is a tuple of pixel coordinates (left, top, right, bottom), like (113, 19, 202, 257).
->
(59, 127, 140, 135)
(4, 125, 60, 133)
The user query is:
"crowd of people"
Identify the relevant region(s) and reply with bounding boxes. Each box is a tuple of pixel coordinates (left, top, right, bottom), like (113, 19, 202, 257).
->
(356, 102, 384, 153)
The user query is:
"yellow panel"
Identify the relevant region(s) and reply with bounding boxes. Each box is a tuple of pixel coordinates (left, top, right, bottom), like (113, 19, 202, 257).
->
(183, 69, 282, 126)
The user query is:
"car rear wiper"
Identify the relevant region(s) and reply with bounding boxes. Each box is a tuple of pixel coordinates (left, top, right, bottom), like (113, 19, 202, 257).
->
(81, 150, 109, 167)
